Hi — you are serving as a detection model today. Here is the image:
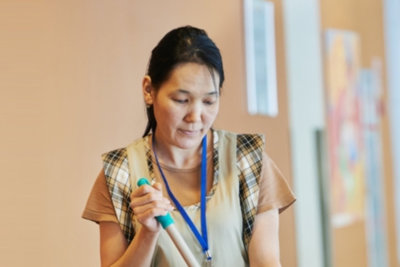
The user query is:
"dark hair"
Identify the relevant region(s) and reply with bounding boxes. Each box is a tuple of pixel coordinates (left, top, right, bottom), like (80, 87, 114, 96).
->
(143, 25, 225, 137)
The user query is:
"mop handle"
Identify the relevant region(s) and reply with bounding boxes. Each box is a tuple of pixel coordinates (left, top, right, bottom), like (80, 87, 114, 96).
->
(137, 178, 200, 267)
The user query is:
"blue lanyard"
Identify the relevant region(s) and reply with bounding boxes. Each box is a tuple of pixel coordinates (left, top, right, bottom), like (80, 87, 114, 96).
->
(152, 135, 211, 260)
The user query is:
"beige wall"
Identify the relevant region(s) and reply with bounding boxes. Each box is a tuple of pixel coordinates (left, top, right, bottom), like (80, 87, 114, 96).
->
(0, 1, 296, 266)
(321, 0, 398, 266)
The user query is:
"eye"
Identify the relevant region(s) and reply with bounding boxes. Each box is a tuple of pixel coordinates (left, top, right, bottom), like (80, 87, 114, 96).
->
(203, 96, 217, 105)
(173, 98, 188, 104)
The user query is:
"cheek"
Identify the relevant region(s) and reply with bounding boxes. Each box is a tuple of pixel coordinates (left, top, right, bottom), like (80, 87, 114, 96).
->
(157, 106, 182, 125)
(153, 100, 175, 120)
(205, 106, 219, 122)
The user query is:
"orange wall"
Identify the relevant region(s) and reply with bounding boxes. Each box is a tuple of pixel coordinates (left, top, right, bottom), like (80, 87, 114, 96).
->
(0, 1, 296, 266)
(321, 0, 398, 266)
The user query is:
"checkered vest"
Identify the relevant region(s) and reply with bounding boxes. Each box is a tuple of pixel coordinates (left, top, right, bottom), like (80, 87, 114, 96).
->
(101, 130, 264, 252)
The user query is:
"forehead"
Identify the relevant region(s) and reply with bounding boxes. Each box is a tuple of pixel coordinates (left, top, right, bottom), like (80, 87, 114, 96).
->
(163, 63, 220, 93)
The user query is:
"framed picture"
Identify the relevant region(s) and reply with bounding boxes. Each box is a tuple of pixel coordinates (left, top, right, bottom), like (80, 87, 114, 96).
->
(324, 29, 366, 227)
(243, 0, 278, 116)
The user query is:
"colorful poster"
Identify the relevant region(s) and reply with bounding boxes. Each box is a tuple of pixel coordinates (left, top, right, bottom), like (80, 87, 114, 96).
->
(325, 30, 366, 227)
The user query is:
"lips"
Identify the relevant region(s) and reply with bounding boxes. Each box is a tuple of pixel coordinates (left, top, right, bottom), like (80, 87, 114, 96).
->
(179, 129, 201, 135)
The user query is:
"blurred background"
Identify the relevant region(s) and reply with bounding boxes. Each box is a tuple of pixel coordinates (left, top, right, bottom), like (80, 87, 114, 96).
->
(1, 0, 399, 266)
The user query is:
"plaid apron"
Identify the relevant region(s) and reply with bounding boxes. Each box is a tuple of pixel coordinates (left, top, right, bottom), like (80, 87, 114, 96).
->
(101, 129, 263, 252)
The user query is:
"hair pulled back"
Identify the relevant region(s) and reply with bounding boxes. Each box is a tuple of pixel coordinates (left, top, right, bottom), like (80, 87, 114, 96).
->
(143, 25, 225, 137)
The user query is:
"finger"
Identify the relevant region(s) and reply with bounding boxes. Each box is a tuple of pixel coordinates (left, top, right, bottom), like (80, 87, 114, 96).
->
(153, 182, 163, 191)
(133, 198, 173, 212)
(130, 190, 166, 208)
(131, 181, 164, 199)
(132, 199, 173, 216)
(131, 184, 155, 198)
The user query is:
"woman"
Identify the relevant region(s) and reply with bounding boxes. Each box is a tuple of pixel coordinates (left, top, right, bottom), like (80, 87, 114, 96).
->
(83, 26, 295, 267)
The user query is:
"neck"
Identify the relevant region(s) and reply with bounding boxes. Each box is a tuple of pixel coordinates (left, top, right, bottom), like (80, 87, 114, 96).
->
(152, 133, 207, 169)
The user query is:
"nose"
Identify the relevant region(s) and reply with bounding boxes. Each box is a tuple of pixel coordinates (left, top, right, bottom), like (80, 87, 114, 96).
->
(184, 102, 202, 123)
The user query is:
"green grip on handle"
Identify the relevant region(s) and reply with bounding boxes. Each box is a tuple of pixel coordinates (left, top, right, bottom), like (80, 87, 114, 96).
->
(137, 178, 174, 229)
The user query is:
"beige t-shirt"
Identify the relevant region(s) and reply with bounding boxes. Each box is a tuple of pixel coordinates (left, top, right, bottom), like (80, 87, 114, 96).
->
(82, 151, 295, 225)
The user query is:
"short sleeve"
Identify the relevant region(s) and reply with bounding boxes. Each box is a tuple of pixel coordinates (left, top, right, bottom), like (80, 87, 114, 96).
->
(256, 152, 296, 214)
(82, 169, 119, 224)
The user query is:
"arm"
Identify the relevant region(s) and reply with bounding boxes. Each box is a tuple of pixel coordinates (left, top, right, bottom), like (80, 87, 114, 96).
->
(100, 221, 159, 267)
(248, 209, 281, 267)
(99, 183, 173, 267)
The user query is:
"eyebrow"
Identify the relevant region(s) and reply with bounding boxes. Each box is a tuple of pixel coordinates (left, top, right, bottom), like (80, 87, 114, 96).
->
(175, 89, 219, 96)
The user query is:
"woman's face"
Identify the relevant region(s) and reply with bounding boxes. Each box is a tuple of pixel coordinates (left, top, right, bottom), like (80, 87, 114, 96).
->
(143, 62, 220, 150)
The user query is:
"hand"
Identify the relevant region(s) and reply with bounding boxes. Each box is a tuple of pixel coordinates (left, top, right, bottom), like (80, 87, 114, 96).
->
(130, 182, 174, 232)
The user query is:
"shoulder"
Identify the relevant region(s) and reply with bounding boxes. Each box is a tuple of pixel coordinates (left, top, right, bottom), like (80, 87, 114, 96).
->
(101, 136, 149, 179)
(102, 148, 128, 169)
(213, 129, 265, 151)
(216, 130, 264, 159)
(236, 133, 265, 158)
(101, 147, 129, 183)
(101, 136, 151, 189)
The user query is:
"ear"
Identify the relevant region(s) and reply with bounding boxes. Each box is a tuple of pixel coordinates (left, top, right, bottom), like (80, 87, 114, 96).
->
(142, 75, 154, 106)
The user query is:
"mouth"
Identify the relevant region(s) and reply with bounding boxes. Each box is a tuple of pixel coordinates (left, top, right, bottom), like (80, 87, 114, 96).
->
(179, 129, 202, 136)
